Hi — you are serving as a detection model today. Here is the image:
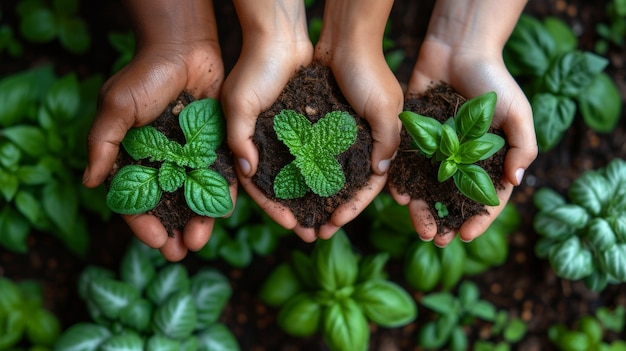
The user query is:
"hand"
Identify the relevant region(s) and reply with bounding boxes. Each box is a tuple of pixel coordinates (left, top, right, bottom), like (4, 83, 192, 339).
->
(82, 0, 229, 261)
(221, 0, 316, 241)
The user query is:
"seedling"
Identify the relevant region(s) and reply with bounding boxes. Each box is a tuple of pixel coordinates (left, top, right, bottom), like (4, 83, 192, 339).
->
(106, 98, 233, 218)
(273, 109, 357, 199)
(435, 201, 449, 218)
(399, 91, 504, 206)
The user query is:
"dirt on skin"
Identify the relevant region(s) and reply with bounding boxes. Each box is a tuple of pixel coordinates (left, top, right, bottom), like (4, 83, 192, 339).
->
(389, 84, 507, 234)
(252, 61, 373, 230)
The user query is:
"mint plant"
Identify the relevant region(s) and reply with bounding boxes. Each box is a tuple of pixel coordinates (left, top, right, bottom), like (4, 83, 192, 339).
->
(54, 239, 239, 351)
(533, 158, 626, 291)
(0, 277, 61, 350)
(273, 109, 357, 199)
(258, 230, 417, 351)
(399, 91, 505, 206)
(0, 65, 110, 255)
(503, 14, 622, 152)
(106, 98, 233, 218)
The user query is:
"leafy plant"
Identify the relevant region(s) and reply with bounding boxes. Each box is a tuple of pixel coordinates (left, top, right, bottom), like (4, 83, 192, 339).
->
(595, 0, 626, 54)
(533, 158, 626, 291)
(107, 31, 135, 74)
(54, 239, 239, 351)
(435, 201, 449, 218)
(367, 193, 520, 291)
(0, 277, 62, 350)
(419, 281, 527, 351)
(258, 230, 417, 351)
(273, 109, 357, 199)
(399, 91, 504, 206)
(0, 65, 110, 255)
(106, 98, 233, 218)
(548, 307, 626, 351)
(195, 192, 290, 267)
(503, 14, 622, 152)
(0, 8, 23, 58)
(16, 0, 90, 54)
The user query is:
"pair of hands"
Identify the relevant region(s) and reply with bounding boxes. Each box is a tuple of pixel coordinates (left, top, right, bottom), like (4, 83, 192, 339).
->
(83, 0, 537, 261)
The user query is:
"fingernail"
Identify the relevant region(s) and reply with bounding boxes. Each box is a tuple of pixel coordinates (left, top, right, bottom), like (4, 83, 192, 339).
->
(82, 168, 90, 184)
(238, 158, 251, 176)
(460, 237, 473, 243)
(515, 168, 525, 186)
(378, 159, 391, 174)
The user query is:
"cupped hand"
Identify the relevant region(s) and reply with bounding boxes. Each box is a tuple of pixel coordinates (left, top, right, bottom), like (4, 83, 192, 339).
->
(392, 39, 537, 247)
(83, 40, 232, 261)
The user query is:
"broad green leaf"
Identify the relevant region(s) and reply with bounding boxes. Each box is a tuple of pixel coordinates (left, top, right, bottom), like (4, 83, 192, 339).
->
(399, 111, 441, 156)
(15, 189, 43, 224)
(611, 215, 626, 242)
(42, 180, 79, 238)
(543, 17, 578, 54)
(440, 123, 460, 157)
(120, 244, 156, 293)
(569, 170, 611, 216)
(454, 164, 500, 206)
(54, 323, 111, 351)
(191, 268, 232, 327)
(0, 309, 25, 349)
(420, 292, 459, 316)
(118, 299, 152, 332)
(19, 7, 57, 43)
(418, 321, 448, 349)
(439, 237, 466, 290)
(531, 93, 576, 152)
(405, 241, 442, 292)
(0, 206, 30, 253)
(312, 230, 358, 292)
(77, 266, 115, 300)
(313, 111, 358, 155)
(356, 252, 390, 283)
(25, 308, 61, 347)
(291, 250, 317, 289)
(184, 168, 232, 217)
(458, 133, 505, 163)
(455, 91, 497, 142)
(297, 151, 345, 197)
(578, 316, 603, 345)
(533, 187, 566, 212)
(98, 331, 143, 351)
(17, 164, 52, 185)
(243, 224, 279, 256)
(180, 337, 200, 351)
(503, 14, 556, 76)
(146, 264, 190, 305)
(322, 299, 369, 351)
(145, 335, 180, 351)
(544, 51, 608, 97)
(0, 167, 19, 201)
(106, 165, 161, 214)
(122, 126, 182, 162)
(604, 159, 626, 201)
(58, 17, 90, 54)
(153, 291, 197, 340)
(277, 293, 322, 336)
(88, 278, 140, 319)
(465, 300, 497, 321)
(543, 204, 590, 230)
(179, 98, 224, 150)
(450, 326, 468, 351)
(273, 110, 312, 158)
(158, 161, 186, 192)
(438, 159, 458, 182)
(259, 263, 301, 307)
(465, 224, 509, 266)
(549, 236, 594, 280)
(504, 318, 528, 343)
(181, 142, 217, 168)
(586, 218, 616, 251)
(457, 280, 480, 306)
(44, 73, 80, 123)
(0, 67, 53, 127)
(195, 224, 227, 260)
(1, 125, 47, 156)
(352, 280, 417, 327)
(584, 269, 609, 292)
(274, 161, 309, 199)
(0, 139, 21, 170)
(602, 244, 626, 281)
(196, 323, 240, 351)
(578, 72, 622, 133)
(0, 277, 22, 313)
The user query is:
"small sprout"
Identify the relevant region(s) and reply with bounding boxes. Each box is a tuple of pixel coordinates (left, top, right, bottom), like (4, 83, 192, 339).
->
(435, 202, 449, 218)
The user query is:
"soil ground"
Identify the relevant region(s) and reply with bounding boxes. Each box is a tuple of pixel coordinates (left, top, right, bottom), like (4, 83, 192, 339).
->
(1, 0, 625, 350)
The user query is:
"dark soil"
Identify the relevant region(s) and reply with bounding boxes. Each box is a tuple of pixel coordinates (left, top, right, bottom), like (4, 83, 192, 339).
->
(252, 61, 373, 230)
(106, 92, 236, 236)
(389, 84, 507, 233)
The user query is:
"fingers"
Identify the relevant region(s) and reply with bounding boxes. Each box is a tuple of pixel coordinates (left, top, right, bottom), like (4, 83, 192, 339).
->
(160, 231, 188, 262)
(458, 183, 513, 242)
(183, 216, 215, 251)
(123, 214, 169, 249)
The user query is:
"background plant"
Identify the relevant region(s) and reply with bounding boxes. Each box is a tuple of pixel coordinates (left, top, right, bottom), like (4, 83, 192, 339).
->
(595, 0, 626, 55)
(106, 98, 233, 218)
(0, 277, 62, 350)
(399, 91, 505, 206)
(195, 193, 290, 267)
(534, 158, 626, 291)
(107, 30, 135, 74)
(258, 230, 417, 351)
(548, 306, 626, 351)
(0, 65, 110, 255)
(503, 14, 622, 152)
(273, 109, 357, 199)
(0, 8, 23, 58)
(419, 280, 527, 351)
(54, 239, 239, 351)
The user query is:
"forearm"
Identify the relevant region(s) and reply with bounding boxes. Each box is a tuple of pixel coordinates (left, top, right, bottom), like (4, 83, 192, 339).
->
(124, 0, 218, 46)
(232, 0, 309, 42)
(426, 0, 527, 54)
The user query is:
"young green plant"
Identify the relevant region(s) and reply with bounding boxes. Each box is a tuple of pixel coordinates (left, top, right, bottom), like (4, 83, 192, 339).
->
(399, 91, 504, 206)
(106, 98, 233, 218)
(273, 109, 357, 199)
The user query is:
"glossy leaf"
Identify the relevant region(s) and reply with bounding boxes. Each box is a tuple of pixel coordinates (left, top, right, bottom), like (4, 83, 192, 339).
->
(98, 331, 143, 351)
(145, 335, 180, 351)
(184, 168, 232, 217)
(549, 236, 594, 280)
(356, 252, 390, 283)
(421, 292, 459, 316)
(146, 263, 191, 305)
(586, 218, 616, 251)
(54, 323, 111, 351)
(438, 159, 458, 182)
(196, 323, 240, 351)
(278, 293, 322, 337)
(118, 299, 152, 332)
(312, 230, 358, 292)
(543, 17, 578, 54)
(602, 244, 626, 281)
(191, 268, 232, 327)
(120, 244, 156, 293)
(458, 133, 505, 163)
(544, 51, 608, 97)
(440, 123, 460, 157)
(1, 125, 47, 156)
(533, 187, 566, 212)
(153, 291, 198, 340)
(44, 73, 80, 123)
(352, 280, 417, 327)
(122, 126, 179, 161)
(455, 91, 497, 142)
(578, 72, 622, 133)
(106, 165, 161, 214)
(259, 263, 301, 307)
(0, 206, 30, 253)
(439, 238, 467, 290)
(218, 233, 252, 268)
(569, 170, 611, 216)
(273, 109, 312, 158)
(531, 93, 577, 152)
(179, 98, 224, 150)
(503, 14, 556, 76)
(454, 164, 500, 206)
(399, 111, 442, 156)
(322, 299, 369, 351)
(88, 278, 140, 319)
(405, 241, 442, 292)
(25, 308, 61, 347)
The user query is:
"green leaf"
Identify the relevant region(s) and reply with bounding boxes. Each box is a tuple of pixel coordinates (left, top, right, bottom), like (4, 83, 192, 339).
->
(503, 14, 556, 76)
(440, 123, 460, 157)
(44, 73, 80, 124)
(404, 241, 442, 292)
(191, 268, 232, 327)
(465, 300, 497, 321)
(120, 244, 156, 293)
(291, 250, 317, 289)
(184, 168, 232, 217)
(196, 323, 240, 351)
(88, 278, 140, 319)
(17, 164, 52, 185)
(438, 159, 458, 182)
(122, 126, 181, 162)
(313, 111, 357, 155)
(153, 291, 198, 340)
(274, 161, 309, 199)
(586, 218, 616, 251)
(602, 244, 626, 281)
(106, 165, 161, 214)
(0, 206, 30, 253)
(273, 110, 312, 158)
(544, 51, 608, 97)
(0, 277, 22, 313)
(158, 161, 186, 192)
(145, 335, 181, 351)
(0, 309, 25, 349)
(504, 318, 528, 342)
(352, 280, 417, 327)
(399, 111, 441, 156)
(569, 170, 611, 216)
(455, 91, 497, 142)
(146, 263, 191, 305)
(533, 187, 566, 212)
(531, 93, 576, 152)
(356, 252, 390, 283)
(578, 316, 603, 345)
(322, 299, 369, 351)
(450, 326, 469, 351)
(439, 237, 466, 290)
(543, 17, 578, 54)
(454, 164, 500, 206)
(42, 180, 79, 238)
(179, 98, 224, 150)
(118, 299, 152, 332)
(58, 17, 90, 54)
(25, 308, 61, 347)
(549, 236, 594, 280)
(297, 152, 345, 197)
(181, 142, 217, 168)
(1, 125, 47, 156)
(259, 263, 301, 307)
(421, 292, 459, 316)
(244, 224, 280, 256)
(54, 323, 111, 351)
(458, 133, 505, 163)
(19, 7, 57, 43)
(0, 139, 21, 171)
(465, 224, 509, 266)
(277, 293, 322, 337)
(98, 331, 144, 351)
(312, 230, 358, 292)
(0, 168, 19, 202)
(578, 72, 622, 133)
(15, 189, 43, 224)
(77, 266, 115, 300)
(0, 66, 54, 127)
